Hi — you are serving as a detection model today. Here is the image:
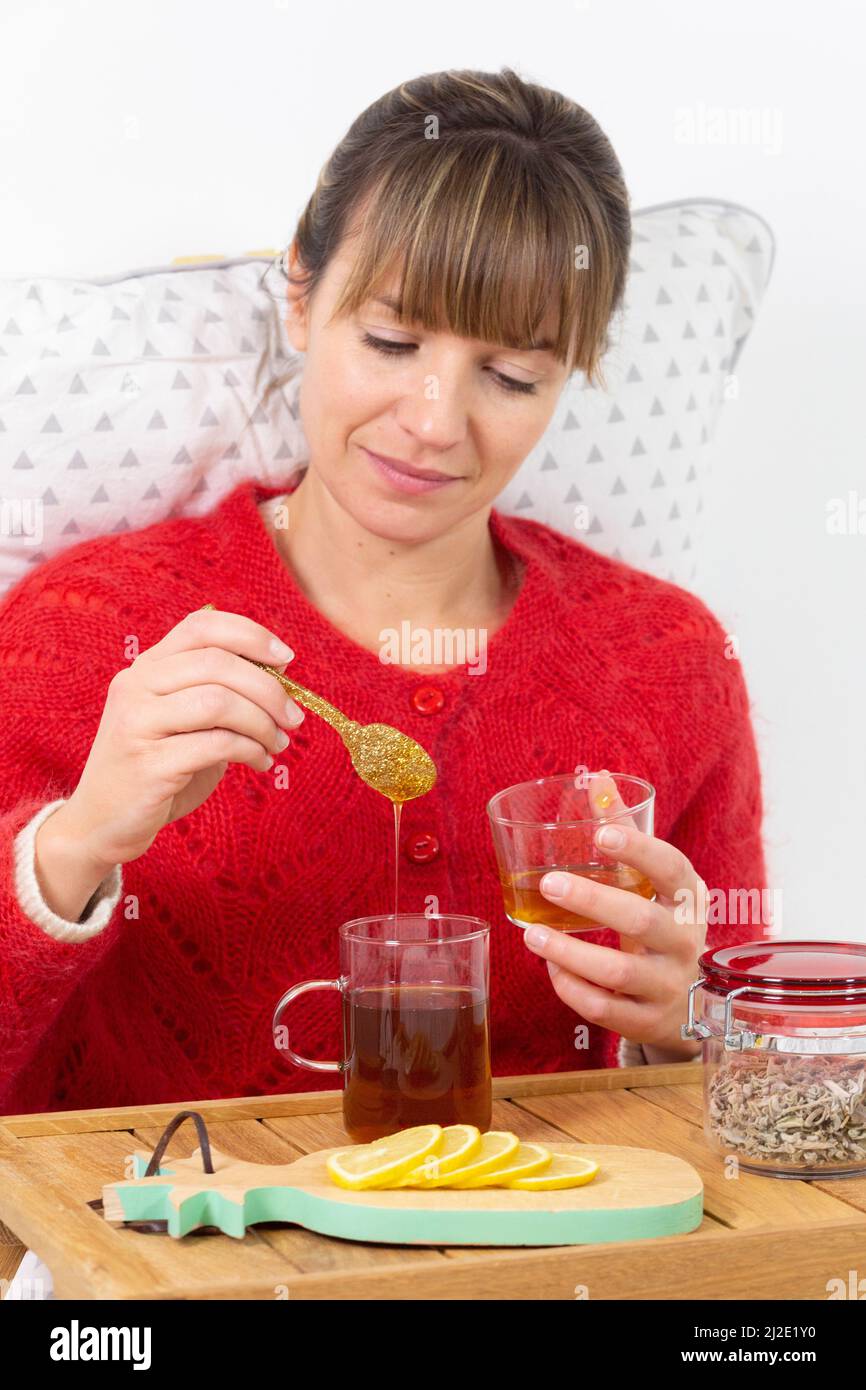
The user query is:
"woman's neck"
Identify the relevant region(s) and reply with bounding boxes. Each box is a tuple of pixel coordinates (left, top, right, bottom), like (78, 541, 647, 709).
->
(261, 467, 522, 671)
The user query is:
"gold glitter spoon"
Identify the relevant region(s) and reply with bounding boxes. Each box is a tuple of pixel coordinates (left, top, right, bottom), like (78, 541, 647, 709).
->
(197, 604, 437, 803)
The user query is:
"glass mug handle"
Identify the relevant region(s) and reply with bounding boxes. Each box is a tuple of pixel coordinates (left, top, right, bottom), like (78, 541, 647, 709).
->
(272, 976, 348, 1073)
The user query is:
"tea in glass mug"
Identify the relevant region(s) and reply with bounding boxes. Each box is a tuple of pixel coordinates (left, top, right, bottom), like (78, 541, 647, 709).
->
(273, 914, 492, 1143)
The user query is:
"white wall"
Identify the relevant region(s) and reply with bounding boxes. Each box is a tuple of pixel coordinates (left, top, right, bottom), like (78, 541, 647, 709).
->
(2, 0, 863, 941)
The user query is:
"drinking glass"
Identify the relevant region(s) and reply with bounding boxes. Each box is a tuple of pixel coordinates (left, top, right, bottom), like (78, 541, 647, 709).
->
(487, 771, 656, 934)
(273, 913, 491, 1142)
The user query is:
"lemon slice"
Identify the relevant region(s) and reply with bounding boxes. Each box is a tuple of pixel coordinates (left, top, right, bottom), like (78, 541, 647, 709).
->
(425, 1124, 482, 1174)
(326, 1125, 443, 1190)
(386, 1124, 482, 1187)
(395, 1130, 520, 1188)
(453, 1142, 553, 1187)
(507, 1153, 599, 1190)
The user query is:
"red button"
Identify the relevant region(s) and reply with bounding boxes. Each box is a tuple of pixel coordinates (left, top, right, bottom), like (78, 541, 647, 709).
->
(404, 831, 440, 864)
(411, 684, 445, 715)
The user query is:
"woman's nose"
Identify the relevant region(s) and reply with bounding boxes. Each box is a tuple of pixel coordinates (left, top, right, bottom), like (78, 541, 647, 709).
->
(394, 371, 470, 452)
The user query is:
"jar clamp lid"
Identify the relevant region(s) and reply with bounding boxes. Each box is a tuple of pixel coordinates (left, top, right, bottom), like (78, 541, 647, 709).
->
(682, 940, 866, 1054)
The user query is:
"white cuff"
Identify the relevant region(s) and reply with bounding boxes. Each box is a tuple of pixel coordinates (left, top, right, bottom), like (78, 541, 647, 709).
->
(617, 1034, 703, 1066)
(13, 799, 123, 943)
(617, 1036, 648, 1066)
(641, 1041, 703, 1065)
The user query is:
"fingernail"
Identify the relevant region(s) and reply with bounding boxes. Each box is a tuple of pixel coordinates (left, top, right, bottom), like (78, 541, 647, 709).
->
(592, 771, 617, 810)
(540, 872, 569, 897)
(274, 730, 290, 751)
(597, 825, 625, 849)
(285, 699, 305, 726)
(263, 755, 274, 770)
(270, 638, 294, 662)
(525, 925, 550, 949)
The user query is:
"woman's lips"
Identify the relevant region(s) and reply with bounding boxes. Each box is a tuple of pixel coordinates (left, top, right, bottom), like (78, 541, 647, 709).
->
(361, 446, 462, 495)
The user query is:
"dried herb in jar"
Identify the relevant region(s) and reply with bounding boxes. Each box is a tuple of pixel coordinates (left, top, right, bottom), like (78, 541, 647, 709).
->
(707, 1053, 866, 1167)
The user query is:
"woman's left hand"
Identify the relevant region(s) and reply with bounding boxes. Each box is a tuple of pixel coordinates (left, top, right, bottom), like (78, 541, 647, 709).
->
(522, 810, 707, 1059)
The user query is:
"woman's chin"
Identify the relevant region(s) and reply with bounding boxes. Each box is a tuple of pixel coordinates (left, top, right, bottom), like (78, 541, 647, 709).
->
(343, 490, 460, 544)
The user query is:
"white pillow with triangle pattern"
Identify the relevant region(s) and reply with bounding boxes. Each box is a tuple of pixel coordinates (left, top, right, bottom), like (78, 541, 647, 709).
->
(0, 197, 774, 598)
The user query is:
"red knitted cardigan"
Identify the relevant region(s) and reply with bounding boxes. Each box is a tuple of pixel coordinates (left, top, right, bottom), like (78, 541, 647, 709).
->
(0, 477, 767, 1115)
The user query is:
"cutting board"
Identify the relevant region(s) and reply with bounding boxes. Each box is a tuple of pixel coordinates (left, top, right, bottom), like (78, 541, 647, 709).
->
(102, 1142, 704, 1247)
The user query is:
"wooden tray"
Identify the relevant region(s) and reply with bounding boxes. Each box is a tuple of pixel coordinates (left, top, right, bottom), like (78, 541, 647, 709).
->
(103, 1141, 703, 1246)
(2, 1062, 866, 1299)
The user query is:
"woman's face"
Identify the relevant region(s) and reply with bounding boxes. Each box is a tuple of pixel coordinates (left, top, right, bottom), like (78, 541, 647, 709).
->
(284, 238, 573, 544)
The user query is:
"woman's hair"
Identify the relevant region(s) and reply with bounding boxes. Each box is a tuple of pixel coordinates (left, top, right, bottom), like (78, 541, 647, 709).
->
(273, 67, 631, 392)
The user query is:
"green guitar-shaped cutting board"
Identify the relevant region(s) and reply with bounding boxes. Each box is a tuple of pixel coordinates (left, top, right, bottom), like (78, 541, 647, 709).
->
(102, 1143, 704, 1247)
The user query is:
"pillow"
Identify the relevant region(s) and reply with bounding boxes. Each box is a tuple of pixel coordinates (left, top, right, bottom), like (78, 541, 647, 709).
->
(493, 198, 776, 579)
(0, 257, 307, 596)
(0, 198, 774, 597)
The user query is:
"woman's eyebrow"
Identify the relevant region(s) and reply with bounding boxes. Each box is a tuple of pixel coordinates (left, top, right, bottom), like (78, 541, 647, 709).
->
(370, 295, 555, 353)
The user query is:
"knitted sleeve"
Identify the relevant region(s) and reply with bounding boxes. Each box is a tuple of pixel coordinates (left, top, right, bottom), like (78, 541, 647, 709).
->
(0, 564, 129, 1098)
(664, 644, 768, 952)
(614, 598, 768, 1069)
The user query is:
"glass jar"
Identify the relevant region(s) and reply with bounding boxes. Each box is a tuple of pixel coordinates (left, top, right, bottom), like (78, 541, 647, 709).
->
(682, 941, 866, 1178)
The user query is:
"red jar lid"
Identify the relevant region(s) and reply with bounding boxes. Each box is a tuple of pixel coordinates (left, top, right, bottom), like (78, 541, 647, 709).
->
(699, 940, 866, 1005)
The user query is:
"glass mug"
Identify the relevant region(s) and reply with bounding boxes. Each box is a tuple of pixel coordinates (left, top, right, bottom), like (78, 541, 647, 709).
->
(272, 913, 492, 1143)
(487, 771, 656, 934)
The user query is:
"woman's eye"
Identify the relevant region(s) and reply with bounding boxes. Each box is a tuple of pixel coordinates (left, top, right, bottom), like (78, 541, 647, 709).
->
(361, 331, 413, 357)
(491, 372, 538, 396)
(360, 331, 538, 396)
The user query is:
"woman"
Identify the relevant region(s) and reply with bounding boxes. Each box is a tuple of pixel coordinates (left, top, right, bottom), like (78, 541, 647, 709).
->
(0, 67, 766, 1116)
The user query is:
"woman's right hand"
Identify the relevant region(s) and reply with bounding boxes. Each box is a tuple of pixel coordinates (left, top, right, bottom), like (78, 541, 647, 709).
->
(55, 606, 306, 870)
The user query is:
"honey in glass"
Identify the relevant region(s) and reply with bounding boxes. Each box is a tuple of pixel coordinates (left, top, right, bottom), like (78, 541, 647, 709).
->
(500, 861, 656, 932)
